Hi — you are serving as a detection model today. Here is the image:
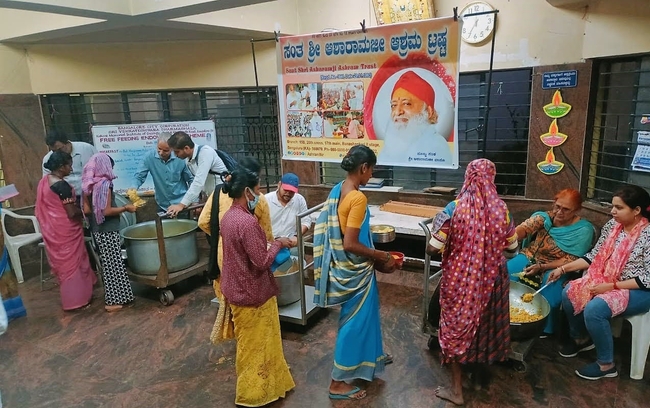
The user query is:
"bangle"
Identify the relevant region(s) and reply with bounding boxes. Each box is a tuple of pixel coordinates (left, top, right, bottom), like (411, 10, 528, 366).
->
(613, 281, 619, 290)
(384, 252, 391, 262)
(560, 266, 566, 274)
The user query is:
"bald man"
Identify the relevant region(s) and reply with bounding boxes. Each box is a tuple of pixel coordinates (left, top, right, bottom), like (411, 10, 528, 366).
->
(379, 71, 452, 165)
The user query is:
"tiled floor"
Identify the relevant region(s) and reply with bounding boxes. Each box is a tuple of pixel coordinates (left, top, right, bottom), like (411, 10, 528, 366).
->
(1, 266, 649, 408)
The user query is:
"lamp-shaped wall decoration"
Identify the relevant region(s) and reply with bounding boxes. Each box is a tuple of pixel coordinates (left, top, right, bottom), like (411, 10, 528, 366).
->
(372, 0, 435, 25)
(539, 119, 568, 147)
(543, 90, 572, 119)
(537, 147, 564, 175)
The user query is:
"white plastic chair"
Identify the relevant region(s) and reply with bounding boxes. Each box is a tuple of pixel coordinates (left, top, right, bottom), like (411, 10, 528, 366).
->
(1, 208, 42, 283)
(611, 310, 650, 380)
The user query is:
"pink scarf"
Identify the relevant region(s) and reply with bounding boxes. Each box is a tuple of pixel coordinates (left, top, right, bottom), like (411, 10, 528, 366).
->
(81, 153, 116, 225)
(439, 159, 510, 357)
(567, 218, 649, 316)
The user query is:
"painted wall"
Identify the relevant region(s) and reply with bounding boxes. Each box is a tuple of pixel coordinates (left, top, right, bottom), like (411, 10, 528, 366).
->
(25, 40, 278, 94)
(0, 45, 32, 94)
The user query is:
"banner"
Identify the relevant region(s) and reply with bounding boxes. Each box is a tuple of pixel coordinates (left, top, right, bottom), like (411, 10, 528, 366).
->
(278, 16, 460, 169)
(91, 120, 217, 193)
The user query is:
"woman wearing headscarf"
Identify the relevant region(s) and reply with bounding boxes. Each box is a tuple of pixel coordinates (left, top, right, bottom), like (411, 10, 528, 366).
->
(426, 159, 518, 405)
(550, 184, 650, 380)
(82, 153, 136, 312)
(313, 145, 396, 401)
(36, 151, 96, 310)
(216, 160, 295, 407)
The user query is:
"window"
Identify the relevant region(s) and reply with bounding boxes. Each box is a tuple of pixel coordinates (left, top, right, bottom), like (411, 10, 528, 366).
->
(319, 68, 532, 195)
(40, 88, 282, 188)
(586, 55, 650, 202)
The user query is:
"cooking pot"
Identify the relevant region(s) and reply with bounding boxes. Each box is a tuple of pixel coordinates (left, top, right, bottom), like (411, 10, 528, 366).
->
(509, 281, 551, 341)
(120, 219, 198, 275)
(274, 258, 301, 306)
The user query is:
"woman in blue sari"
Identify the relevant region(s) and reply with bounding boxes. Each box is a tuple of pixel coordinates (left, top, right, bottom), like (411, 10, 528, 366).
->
(313, 145, 396, 400)
(507, 189, 594, 336)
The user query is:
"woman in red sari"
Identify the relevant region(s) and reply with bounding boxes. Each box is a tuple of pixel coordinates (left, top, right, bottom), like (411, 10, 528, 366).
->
(426, 159, 518, 405)
(36, 151, 96, 310)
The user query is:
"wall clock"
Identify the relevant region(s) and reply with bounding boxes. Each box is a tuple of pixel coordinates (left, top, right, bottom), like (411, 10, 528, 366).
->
(459, 1, 496, 45)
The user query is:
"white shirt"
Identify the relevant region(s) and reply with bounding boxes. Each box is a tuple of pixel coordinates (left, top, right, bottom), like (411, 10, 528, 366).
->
(265, 191, 310, 238)
(310, 115, 323, 137)
(42, 141, 98, 196)
(324, 120, 335, 138)
(182, 145, 227, 206)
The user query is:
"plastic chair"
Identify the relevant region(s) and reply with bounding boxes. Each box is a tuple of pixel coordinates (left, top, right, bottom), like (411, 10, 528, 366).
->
(611, 310, 650, 380)
(1, 208, 42, 283)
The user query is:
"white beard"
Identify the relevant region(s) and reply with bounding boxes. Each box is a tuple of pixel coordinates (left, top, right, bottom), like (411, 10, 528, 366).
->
(384, 108, 435, 154)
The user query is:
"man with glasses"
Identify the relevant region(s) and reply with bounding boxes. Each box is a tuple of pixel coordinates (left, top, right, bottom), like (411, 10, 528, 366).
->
(42, 129, 97, 206)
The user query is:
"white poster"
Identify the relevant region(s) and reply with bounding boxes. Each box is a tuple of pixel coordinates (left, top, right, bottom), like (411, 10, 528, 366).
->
(91, 120, 217, 193)
(631, 131, 650, 173)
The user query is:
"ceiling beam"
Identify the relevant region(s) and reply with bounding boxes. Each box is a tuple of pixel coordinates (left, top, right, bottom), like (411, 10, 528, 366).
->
(0, 0, 130, 19)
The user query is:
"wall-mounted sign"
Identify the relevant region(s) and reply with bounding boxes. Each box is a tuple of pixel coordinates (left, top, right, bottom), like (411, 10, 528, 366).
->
(631, 131, 650, 173)
(537, 148, 564, 175)
(641, 114, 650, 124)
(540, 119, 567, 147)
(543, 90, 572, 118)
(542, 70, 577, 89)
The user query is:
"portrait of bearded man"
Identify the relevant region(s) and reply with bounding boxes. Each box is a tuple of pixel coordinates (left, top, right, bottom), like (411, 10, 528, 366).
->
(377, 70, 453, 165)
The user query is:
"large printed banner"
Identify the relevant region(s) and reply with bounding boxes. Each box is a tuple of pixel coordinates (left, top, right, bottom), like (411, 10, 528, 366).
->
(278, 16, 460, 169)
(91, 120, 217, 193)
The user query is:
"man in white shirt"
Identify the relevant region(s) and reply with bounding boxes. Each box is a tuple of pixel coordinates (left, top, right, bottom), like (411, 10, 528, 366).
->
(166, 131, 228, 217)
(323, 114, 336, 138)
(42, 130, 98, 205)
(265, 173, 310, 247)
(309, 111, 323, 137)
(286, 84, 301, 111)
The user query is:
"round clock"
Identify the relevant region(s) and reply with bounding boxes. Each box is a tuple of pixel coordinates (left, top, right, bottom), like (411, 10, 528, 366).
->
(459, 1, 496, 45)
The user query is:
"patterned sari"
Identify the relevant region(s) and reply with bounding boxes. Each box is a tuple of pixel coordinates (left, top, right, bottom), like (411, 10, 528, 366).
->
(433, 159, 516, 364)
(313, 182, 387, 381)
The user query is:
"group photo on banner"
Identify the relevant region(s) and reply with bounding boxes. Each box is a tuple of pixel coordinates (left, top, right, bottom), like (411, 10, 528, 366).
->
(278, 16, 461, 169)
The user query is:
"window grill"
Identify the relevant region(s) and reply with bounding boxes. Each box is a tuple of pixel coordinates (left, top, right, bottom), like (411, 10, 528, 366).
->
(40, 87, 282, 188)
(319, 68, 532, 195)
(586, 55, 650, 202)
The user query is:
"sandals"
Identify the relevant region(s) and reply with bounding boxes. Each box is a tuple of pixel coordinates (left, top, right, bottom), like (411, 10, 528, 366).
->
(329, 386, 366, 400)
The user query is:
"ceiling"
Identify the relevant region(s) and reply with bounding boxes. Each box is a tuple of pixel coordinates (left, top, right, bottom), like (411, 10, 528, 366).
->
(0, 0, 280, 44)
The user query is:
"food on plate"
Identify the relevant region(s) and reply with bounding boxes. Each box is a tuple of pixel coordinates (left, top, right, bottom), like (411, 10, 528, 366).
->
(514, 271, 540, 288)
(371, 225, 394, 234)
(126, 188, 146, 208)
(510, 306, 543, 323)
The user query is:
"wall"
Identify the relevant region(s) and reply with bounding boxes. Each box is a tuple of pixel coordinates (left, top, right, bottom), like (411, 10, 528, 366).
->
(0, 45, 32, 94)
(25, 40, 278, 94)
(297, 0, 377, 34)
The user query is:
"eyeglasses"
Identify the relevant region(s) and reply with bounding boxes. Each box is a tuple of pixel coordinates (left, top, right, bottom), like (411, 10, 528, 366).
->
(553, 204, 575, 213)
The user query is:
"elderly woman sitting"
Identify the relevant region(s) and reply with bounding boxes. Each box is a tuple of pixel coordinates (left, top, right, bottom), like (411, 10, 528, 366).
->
(507, 189, 594, 337)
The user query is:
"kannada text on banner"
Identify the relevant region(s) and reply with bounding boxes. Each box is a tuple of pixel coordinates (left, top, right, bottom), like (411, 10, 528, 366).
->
(277, 16, 460, 169)
(91, 120, 217, 193)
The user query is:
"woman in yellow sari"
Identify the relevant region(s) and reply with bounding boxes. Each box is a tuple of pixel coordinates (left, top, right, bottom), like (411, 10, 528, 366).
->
(205, 158, 295, 407)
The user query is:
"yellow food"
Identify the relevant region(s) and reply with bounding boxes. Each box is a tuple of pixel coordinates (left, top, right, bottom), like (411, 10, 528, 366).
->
(514, 271, 540, 288)
(392, 255, 399, 259)
(126, 188, 146, 208)
(371, 226, 393, 234)
(510, 307, 543, 323)
(521, 293, 534, 303)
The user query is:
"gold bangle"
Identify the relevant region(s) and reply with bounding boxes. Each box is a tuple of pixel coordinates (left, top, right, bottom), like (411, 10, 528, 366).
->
(560, 266, 566, 274)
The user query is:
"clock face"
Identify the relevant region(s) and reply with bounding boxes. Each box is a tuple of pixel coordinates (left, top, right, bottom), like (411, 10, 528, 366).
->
(460, 1, 495, 44)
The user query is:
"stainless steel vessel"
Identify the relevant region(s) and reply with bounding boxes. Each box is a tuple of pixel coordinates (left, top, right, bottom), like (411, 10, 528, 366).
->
(509, 281, 551, 341)
(120, 219, 199, 275)
(371, 224, 396, 243)
(274, 258, 301, 306)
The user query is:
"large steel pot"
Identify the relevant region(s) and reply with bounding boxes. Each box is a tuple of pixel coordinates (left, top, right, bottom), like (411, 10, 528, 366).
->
(509, 281, 551, 341)
(274, 258, 301, 306)
(120, 219, 198, 275)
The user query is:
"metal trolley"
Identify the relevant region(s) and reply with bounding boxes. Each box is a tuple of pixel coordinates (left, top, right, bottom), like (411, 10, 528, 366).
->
(418, 218, 535, 371)
(126, 204, 210, 306)
(277, 202, 325, 325)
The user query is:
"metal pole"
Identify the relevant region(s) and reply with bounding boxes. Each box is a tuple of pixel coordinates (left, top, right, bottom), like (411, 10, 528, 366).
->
(476, 11, 499, 158)
(250, 40, 271, 190)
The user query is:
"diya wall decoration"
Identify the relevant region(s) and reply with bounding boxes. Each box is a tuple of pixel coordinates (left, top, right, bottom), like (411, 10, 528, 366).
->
(537, 90, 572, 175)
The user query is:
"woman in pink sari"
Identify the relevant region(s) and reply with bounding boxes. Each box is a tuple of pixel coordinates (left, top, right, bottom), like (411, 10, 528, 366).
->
(550, 184, 650, 380)
(426, 159, 518, 405)
(36, 151, 96, 310)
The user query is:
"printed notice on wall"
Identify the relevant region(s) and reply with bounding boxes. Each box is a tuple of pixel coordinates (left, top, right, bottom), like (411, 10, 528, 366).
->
(91, 121, 217, 193)
(631, 131, 650, 173)
(277, 16, 461, 169)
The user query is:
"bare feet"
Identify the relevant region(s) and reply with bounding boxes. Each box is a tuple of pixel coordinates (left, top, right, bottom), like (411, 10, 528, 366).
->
(329, 381, 366, 400)
(435, 386, 464, 406)
(104, 304, 124, 312)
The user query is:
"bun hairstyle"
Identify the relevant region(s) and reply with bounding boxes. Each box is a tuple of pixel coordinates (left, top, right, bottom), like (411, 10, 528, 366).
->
(613, 184, 650, 219)
(44, 151, 73, 172)
(222, 157, 261, 199)
(340, 144, 377, 173)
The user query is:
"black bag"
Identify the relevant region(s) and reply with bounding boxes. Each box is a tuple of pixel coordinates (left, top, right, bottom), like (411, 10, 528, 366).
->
(207, 185, 223, 280)
(196, 145, 238, 176)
